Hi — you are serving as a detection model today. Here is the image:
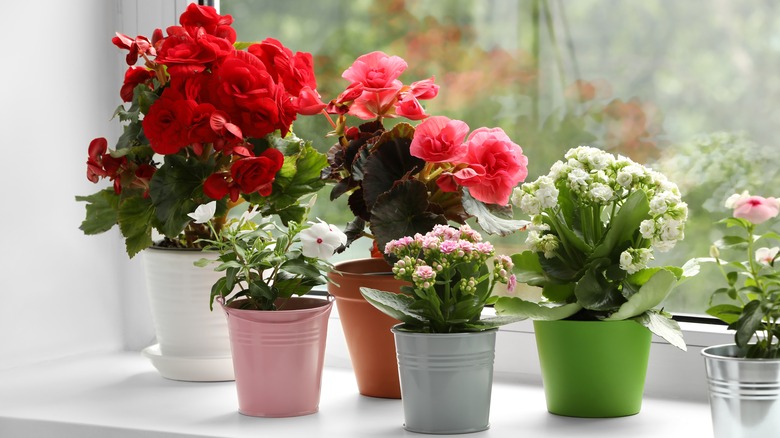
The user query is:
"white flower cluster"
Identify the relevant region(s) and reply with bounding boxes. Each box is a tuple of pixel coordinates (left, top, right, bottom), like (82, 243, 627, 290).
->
(512, 145, 688, 272)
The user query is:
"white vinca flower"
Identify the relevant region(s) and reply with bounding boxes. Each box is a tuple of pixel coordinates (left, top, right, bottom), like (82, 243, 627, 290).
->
(724, 191, 750, 209)
(187, 201, 217, 224)
(300, 220, 348, 260)
(756, 247, 780, 266)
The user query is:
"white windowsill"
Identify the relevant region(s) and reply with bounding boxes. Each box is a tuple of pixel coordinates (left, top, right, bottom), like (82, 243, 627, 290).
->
(0, 308, 720, 438)
(0, 352, 712, 438)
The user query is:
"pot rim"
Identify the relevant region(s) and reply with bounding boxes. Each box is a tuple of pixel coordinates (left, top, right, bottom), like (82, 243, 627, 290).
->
(391, 323, 497, 337)
(701, 343, 780, 361)
(330, 258, 395, 276)
(225, 296, 332, 313)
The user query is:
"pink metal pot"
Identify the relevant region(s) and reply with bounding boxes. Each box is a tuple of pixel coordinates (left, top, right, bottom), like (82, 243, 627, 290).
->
(221, 297, 333, 417)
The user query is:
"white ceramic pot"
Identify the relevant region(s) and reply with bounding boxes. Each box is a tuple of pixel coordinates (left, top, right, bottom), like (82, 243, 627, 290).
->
(140, 247, 234, 381)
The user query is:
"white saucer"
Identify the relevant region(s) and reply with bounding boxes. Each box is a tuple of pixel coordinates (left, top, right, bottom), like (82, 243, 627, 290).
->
(141, 344, 235, 382)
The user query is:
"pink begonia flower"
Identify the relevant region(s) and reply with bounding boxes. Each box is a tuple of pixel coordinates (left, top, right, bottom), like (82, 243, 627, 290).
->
(342, 51, 407, 89)
(395, 93, 428, 120)
(300, 220, 348, 260)
(409, 77, 439, 100)
(453, 127, 528, 206)
(410, 116, 470, 163)
(348, 85, 402, 120)
(732, 195, 780, 224)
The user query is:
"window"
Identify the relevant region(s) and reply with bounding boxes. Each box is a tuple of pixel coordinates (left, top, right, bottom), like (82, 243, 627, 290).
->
(223, 0, 780, 316)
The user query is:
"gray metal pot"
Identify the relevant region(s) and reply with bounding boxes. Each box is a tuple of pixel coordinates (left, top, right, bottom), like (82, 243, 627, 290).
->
(392, 326, 497, 434)
(702, 344, 780, 438)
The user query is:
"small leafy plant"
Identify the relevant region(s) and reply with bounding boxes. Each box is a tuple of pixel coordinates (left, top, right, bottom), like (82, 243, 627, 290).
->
(495, 146, 691, 350)
(360, 224, 521, 333)
(195, 200, 346, 311)
(703, 192, 780, 358)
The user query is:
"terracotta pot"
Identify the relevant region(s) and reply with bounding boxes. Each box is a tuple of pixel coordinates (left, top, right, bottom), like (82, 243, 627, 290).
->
(221, 297, 333, 417)
(327, 258, 406, 399)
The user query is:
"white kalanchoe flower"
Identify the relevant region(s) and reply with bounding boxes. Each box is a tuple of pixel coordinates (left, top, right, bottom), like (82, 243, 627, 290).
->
(639, 219, 656, 240)
(517, 190, 542, 215)
(187, 201, 217, 224)
(589, 183, 614, 203)
(536, 176, 559, 209)
(619, 248, 654, 274)
(756, 247, 780, 266)
(300, 219, 348, 260)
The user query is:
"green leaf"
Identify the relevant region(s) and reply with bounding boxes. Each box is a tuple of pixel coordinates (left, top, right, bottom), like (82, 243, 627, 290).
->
(706, 304, 743, 325)
(265, 138, 327, 211)
(605, 268, 677, 320)
(461, 190, 529, 236)
(361, 123, 424, 211)
(461, 315, 527, 331)
(117, 196, 155, 258)
(574, 269, 624, 311)
(494, 297, 582, 320)
(714, 235, 748, 249)
(591, 190, 649, 260)
(370, 179, 448, 252)
(633, 310, 686, 351)
(552, 184, 591, 254)
(360, 287, 426, 325)
(76, 189, 120, 235)
(542, 282, 576, 302)
(510, 251, 546, 286)
(730, 300, 764, 348)
(149, 154, 215, 238)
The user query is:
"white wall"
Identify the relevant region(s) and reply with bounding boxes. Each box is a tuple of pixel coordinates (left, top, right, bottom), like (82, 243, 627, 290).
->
(0, 0, 190, 371)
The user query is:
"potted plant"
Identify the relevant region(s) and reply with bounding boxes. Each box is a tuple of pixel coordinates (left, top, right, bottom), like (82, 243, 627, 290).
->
(195, 199, 346, 417)
(76, 4, 328, 380)
(698, 192, 780, 437)
(495, 145, 691, 417)
(360, 224, 520, 434)
(321, 51, 530, 397)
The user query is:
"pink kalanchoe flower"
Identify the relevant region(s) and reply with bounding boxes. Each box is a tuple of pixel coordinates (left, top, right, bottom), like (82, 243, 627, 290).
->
(507, 274, 517, 293)
(475, 242, 494, 254)
(410, 116, 470, 163)
(732, 195, 780, 224)
(439, 240, 459, 254)
(414, 265, 436, 280)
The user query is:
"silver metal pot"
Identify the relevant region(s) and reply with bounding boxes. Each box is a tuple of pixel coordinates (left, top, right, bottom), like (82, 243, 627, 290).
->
(392, 326, 497, 434)
(702, 344, 780, 438)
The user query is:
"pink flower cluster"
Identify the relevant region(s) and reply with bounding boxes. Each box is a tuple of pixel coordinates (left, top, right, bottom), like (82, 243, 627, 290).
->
(410, 116, 528, 206)
(384, 224, 495, 262)
(386, 224, 514, 293)
(327, 51, 439, 120)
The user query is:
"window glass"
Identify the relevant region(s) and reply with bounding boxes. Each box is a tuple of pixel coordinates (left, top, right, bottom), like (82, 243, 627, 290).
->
(223, 0, 780, 315)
